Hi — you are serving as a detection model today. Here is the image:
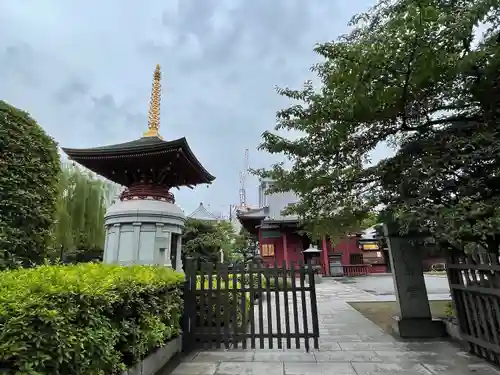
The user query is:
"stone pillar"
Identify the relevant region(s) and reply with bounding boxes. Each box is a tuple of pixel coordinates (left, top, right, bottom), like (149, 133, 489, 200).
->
(384, 221, 446, 338)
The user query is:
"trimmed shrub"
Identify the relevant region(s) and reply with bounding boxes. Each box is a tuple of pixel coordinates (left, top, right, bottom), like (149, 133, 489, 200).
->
(0, 101, 61, 269)
(0, 263, 184, 375)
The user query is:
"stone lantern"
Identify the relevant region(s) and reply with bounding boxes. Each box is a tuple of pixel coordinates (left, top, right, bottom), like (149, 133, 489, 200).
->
(303, 245, 323, 284)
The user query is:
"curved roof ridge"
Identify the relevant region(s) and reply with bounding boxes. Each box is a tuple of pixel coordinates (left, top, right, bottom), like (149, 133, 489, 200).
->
(188, 202, 218, 221)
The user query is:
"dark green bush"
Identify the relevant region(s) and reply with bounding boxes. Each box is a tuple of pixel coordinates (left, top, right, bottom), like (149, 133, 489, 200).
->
(0, 263, 184, 375)
(0, 101, 61, 269)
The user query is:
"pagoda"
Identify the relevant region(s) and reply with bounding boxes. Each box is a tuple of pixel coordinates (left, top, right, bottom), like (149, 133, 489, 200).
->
(62, 65, 215, 270)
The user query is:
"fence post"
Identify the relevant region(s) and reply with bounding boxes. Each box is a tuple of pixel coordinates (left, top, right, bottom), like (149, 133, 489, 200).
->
(443, 245, 471, 352)
(182, 256, 196, 352)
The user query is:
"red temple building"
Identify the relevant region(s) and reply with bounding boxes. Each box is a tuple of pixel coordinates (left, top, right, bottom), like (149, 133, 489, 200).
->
(237, 179, 390, 276)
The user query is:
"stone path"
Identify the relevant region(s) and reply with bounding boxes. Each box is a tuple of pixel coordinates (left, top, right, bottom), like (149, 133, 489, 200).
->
(167, 280, 500, 375)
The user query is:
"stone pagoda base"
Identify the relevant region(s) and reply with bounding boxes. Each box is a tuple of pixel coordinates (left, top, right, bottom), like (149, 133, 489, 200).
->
(103, 199, 185, 271)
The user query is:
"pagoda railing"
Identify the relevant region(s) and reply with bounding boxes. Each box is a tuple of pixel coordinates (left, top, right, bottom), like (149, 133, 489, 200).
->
(120, 183, 175, 203)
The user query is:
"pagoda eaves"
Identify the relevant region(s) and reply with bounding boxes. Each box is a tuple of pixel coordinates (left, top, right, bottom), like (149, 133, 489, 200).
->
(62, 136, 215, 188)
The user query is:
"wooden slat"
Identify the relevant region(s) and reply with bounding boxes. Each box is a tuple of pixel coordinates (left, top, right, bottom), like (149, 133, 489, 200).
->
(222, 265, 230, 349)
(290, 262, 301, 349)
(265, 264, 274, 349)
(231, 266, 239, 348)
(299, 261, 310, 352)
(258, 267, 265, 349)
(447, 263, 500, 272)
(206, 264, 214, 349)
(199, 263, 207, 349)
(182, 260, 320, 352)
(248, 265, 256, 349)
(308, 264, 320, 350)
(450, 284, 500, 298)
(282, 261, 292, 349)
(274, 260, 283, 349)
(446, 250, 500, 366)
(215, 262, 223, 349)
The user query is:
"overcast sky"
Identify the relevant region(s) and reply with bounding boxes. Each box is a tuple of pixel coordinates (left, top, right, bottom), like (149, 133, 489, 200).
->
(0, 0, 378, 216)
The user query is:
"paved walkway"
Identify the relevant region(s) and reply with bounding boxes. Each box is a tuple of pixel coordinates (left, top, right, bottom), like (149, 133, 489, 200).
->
(168, 280, 500, 375)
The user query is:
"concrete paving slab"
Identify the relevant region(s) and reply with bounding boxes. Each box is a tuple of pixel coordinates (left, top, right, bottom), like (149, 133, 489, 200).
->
(253, 351, 316, 362)
(191, 351, 255, 362)
(215, 362, 284, 375)
(165, 279, 498, 375)
(314, 350, 382, 362)
(170, 362, 218, 375)
(284, 362, 356, 375)
(351, 362, 433, 374)
(422, 362, 500, 374)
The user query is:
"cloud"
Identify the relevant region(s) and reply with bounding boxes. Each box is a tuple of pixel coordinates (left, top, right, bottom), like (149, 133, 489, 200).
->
(0, 0, 376, 215)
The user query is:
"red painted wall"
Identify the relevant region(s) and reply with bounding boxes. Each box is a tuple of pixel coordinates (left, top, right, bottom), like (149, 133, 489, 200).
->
(259, 232, 305, 267)
(331, 237, 361, 265)
(285, 233, 305, 266)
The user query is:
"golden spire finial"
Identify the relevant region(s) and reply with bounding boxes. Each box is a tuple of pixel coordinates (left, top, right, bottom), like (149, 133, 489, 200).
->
(143, 64, 162, 138)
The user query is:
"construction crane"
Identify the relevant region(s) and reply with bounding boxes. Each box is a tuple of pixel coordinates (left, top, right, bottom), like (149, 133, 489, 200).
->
(238, 149, 249, 208)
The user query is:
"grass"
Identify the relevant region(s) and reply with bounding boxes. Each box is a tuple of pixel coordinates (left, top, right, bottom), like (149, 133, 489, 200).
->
(348, 300, 451, 334)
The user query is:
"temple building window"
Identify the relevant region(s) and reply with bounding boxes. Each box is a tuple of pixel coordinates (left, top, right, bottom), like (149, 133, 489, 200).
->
(350, 253, 363, 265)
(261, 244, 275, 257)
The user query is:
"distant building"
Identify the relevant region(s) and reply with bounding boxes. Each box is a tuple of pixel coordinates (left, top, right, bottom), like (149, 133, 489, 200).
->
(237, 179, 330, 274)
(237, 179, 390, 276)
(188, 202, 218, 221)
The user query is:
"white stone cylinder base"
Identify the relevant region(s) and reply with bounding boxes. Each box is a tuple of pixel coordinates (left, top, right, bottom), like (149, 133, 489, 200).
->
(103, 199, 186, 271)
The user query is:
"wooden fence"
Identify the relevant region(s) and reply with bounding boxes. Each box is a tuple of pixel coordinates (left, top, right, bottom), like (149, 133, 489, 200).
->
(447, 248, 500, 365)
(182, 259, 320, 352)
(342, 265, 370, 276)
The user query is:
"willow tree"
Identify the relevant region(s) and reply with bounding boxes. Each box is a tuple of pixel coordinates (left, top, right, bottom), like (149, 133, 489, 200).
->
(53, 163, 119, 261)
(257, 0, 499, 247)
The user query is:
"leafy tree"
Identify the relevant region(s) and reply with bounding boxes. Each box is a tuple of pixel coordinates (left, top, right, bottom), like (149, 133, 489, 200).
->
(0, 101, 61, 269)
(232, 229, 259, 262)
(182, 219, 237, 266)
(52, 163, 118, 262)
(256, 0, 500, 249)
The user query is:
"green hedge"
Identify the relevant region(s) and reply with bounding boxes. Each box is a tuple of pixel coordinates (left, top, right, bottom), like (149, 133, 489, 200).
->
(0, 263, 184, 375)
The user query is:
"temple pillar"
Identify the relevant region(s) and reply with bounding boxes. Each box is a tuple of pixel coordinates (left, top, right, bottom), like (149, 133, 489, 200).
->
(321, 237, 329, 276)
(282, 232, 289, 267)
(384, 221, 446, 338)
(258, 225, 263, 256)
(103, 199, 186, 272)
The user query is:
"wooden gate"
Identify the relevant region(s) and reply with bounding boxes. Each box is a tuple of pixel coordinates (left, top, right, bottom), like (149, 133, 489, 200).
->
(447, 248, 500, 365)
(182, 258, 320, 352)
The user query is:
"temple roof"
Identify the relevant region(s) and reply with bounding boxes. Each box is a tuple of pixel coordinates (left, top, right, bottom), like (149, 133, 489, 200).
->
(188, 202, 218, 221)
(62, 136, 215, 187)
(236, 206, 267, 219)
